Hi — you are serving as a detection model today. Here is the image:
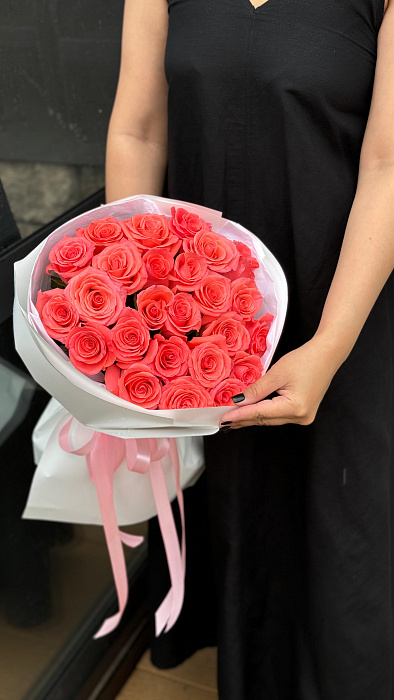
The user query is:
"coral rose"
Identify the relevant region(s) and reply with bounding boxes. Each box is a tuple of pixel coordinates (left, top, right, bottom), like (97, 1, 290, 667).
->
(143, 249, 174, 284)
(118, 363, 162, 409)
(184, 229, 240, 273)
(65, 267, 126, 326)
(111, 308, 150, 368)
(121, 213, 181, 255)
(159, 377, 213, 409)
(222, 241, 259, 282)
(188, 335, 231, 388)
(232, 351, 263, 386)
(163, 293, 202, 337)
(210, 378, 246, 406)
(144, 334, 190, 381)
(104, 363, 121, 396)
(168, 252, 208, 292)
(136, 285, 174, 331)
(235, 241, 259, 269)
(231, 278, 263, 320)
(92, 240, 147, 294)
(46, 235, 94, 281)
(65, 321, 115, 375)
(247, 313, 274, 356)
(76, 216, 125, 253)
(168, 206, 212, 240)
(36, 288, 79, 342)
(193, 274, 231, 319)
(202, 312, 250, 356)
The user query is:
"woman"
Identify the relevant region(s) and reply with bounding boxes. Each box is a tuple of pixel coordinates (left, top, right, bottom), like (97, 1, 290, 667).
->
(105, 0, 394, 697)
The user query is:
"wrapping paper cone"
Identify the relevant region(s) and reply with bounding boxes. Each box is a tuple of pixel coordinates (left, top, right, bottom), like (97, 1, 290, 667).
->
(13, 193, 288, 637)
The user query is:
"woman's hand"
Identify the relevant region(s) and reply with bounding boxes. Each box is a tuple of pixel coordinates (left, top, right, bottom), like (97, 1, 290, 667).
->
(219, 334, 344, 429)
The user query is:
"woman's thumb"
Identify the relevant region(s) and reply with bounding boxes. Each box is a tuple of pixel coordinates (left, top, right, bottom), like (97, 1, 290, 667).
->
(232, 369, 280, 406)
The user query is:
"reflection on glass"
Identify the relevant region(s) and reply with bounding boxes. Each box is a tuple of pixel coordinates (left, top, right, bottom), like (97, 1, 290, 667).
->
(0, 344, 147, 700)
(0, 163, 104, 240)
(0, 3, 141, 696)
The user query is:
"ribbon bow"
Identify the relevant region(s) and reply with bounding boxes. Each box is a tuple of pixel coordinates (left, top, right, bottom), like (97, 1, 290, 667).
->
(59, 418, 186, 639)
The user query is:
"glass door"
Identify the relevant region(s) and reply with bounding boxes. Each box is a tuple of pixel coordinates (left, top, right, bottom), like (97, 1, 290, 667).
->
(0, 190, 150, 700)
(0, 5, 157, 694)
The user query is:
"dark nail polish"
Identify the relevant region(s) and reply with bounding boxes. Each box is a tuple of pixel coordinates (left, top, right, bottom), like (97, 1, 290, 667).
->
(231, 393, 245, 404)
(221, 421, 232, 426)
(219, 426, 232, 433)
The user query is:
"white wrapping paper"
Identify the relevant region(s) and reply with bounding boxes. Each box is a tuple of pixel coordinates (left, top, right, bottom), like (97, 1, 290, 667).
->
(14, 194, 288, 525)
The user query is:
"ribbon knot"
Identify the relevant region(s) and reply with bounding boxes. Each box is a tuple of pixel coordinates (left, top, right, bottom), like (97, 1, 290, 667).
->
(59, 418, 186, 639)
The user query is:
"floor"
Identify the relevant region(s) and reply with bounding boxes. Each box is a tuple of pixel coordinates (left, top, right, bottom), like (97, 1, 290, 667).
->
(116, 646, 219, 699)
(0, 522, 146, 700)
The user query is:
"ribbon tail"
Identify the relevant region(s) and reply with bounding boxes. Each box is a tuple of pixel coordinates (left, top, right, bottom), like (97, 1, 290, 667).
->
(149, 440, 185, 636)
(89, 436, 129, 639)
(170, 438, 186, 573)
(119, 531, 144, 547)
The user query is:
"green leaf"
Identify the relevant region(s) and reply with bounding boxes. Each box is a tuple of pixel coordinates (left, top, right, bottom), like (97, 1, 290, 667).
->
(50, 276, 67, 289)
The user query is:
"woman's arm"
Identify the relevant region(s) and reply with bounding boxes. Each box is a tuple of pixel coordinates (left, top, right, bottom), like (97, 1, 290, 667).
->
(105, 0, 169, 203)
(221, 1, 394, 429)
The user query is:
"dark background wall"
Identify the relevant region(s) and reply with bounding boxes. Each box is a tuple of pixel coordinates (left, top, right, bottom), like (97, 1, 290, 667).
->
(0, 0, 124, 166)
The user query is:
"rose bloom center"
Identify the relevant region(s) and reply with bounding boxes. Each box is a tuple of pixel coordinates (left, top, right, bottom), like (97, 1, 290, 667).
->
(78, 336, 100, 356)
(123, 330, 140, 344)
(99, 226, 116, 239)
(110, 255, 126, 270)
(173, 301, 189, 319)
(86, 290, 106, 310)
(131, 379, 153, 397)
(54, 306, 70, 321)
(64, 245, 82, 260)
(161, 350, 177, 365)
(201, 353, 217, 371)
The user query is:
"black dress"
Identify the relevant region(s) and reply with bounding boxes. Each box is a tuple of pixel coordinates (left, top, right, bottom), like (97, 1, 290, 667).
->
(147, 1, 394, 698)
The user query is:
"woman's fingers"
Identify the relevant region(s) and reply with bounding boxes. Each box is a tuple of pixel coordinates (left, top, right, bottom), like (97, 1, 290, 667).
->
(218, 338, 341, 430)
(220, 394, 294, 426)
(228, 417, 295, 428)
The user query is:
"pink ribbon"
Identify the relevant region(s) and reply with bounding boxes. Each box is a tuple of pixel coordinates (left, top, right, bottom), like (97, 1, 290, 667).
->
(58, 418, 186, 639)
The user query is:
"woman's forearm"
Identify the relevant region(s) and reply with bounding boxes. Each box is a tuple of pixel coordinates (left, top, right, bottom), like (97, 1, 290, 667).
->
(105, 131, 168, 204)
(314, 163, 394, 369)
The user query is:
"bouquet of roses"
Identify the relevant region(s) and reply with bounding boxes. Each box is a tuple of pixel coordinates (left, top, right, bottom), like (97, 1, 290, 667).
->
(14, 194, 287, 638)
(37, 204, 275, 407)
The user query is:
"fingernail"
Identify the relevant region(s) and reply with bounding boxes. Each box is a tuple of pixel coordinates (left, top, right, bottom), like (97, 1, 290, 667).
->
(231, 393, 245, 404)
(219, 426, 232, 433)
(221, 421, 232, 426)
